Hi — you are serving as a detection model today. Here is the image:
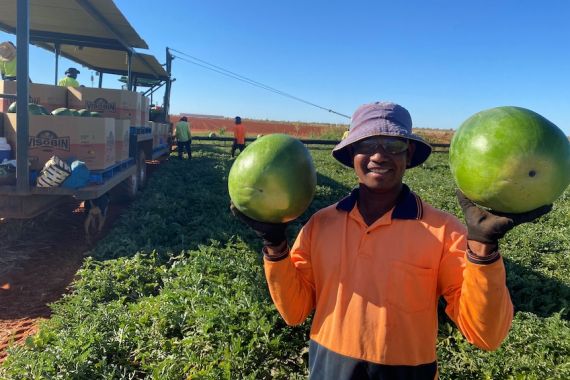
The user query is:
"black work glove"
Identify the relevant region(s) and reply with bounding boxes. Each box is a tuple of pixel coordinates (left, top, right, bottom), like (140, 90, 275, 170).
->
(230, 203, 288, 247)
(456, 190, 552, 245)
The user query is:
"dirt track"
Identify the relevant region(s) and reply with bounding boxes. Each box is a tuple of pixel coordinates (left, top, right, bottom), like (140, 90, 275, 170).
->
(0, 196, 127, 363)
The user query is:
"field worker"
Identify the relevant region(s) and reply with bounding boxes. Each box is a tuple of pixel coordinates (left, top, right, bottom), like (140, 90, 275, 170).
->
(58, 67, 80, 87)
(0, 41, 17, 80)
(174, 116, 192, 159)
(231, 116, 246, 157)
(232, 101, 551, 379)
(341, 127, 350, 140)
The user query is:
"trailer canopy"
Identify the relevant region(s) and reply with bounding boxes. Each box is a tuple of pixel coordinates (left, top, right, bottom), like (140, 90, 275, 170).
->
(39, 45, 169, 80)
(0, 0, 148, 51)
(0, 0, 168, 86)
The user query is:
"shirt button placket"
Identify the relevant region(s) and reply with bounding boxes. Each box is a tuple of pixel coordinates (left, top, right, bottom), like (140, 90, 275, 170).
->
(358, 228, 372, 257)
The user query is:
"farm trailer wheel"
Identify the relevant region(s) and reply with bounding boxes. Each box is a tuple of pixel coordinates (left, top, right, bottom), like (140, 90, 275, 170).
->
(111, 169, 139, 202)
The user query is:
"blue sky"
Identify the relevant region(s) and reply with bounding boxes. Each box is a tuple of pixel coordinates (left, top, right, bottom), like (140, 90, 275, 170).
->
(2, 0, 569, 134)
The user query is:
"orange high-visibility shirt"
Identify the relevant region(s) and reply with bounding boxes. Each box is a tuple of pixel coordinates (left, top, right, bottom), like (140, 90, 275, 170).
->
(263, 186, 513, 377)
(233, 124, 245, 144)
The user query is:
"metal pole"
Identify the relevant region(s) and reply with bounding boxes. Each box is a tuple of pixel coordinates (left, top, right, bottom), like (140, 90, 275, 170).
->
(144, 82, 165, 97)
(98, 71, 103, 88)
(163, 47, 173, 122)
(16, 0, 30, 192)
(127, 52, 132, 91)
(54, 43, 60, 85)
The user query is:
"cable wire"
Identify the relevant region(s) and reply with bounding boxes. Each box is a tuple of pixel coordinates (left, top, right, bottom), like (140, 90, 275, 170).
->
(169, 48, 350, 119)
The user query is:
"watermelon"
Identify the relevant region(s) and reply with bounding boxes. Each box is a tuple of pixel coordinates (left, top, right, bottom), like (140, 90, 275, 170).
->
(7, 102, 44, 115)
(51, 107, 73, 116)
(77, 109, 91, 117)
(449, 106, 570, 213)
(228, 133, 317, 223)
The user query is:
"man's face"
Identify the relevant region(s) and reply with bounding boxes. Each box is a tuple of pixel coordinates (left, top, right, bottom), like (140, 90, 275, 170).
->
(351, 136, 415, 193)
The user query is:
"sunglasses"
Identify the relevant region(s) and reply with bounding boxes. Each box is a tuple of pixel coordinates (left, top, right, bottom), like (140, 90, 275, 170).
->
(353, 137, 409, 155)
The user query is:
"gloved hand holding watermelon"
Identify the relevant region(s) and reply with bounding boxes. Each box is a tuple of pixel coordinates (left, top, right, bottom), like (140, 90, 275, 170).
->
(230, 203, 288, 247)
(456, 190, 552, 245)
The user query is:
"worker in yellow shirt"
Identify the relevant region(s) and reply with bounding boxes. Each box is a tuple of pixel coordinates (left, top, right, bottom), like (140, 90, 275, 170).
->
(58, 68, 81, 87)
(0, 41, 17, 80)
(173, 116, 192, 159)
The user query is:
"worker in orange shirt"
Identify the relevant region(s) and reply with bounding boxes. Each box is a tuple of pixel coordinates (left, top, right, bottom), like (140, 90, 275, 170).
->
(231, 116, 246, 157)
(232, 101, 551, 379)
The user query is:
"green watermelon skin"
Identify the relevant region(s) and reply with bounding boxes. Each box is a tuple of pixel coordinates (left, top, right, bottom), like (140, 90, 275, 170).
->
(38, 105, 51, 115)
(7, 102, 44, 115)
(228, 134, 317, 223)
(449, 106, 570, 212)
(51, 107, 73, 116)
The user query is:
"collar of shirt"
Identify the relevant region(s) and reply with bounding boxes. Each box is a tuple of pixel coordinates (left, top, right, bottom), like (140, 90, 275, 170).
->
(335, 184, 423, 220)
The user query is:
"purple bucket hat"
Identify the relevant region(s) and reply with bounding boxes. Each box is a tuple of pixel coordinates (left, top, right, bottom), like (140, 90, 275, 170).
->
(332, 101, 432, 168)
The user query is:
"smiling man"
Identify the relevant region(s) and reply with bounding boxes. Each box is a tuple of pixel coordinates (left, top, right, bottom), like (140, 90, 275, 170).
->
(232, 101, 551, 379)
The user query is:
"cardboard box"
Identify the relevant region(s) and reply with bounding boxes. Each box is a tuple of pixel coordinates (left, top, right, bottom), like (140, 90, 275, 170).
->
(157, 123, 163, 146)
(4, 113, 115, 171)
(150, 121, 169, 148)
(0, 81, 67, 113)
(140, 94, 150, 124)
(159, 123, 168, 146)
(67, 87, 143, 126)
(150, 121, 159, 148)
(115, 119, 131, 163)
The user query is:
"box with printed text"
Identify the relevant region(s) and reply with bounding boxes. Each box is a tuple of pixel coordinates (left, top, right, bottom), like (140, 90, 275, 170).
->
(67, 87, 143, 125)
(3, 113, 115, 171)
(114, 119, 131, 163)
(0, 81, 67, 113)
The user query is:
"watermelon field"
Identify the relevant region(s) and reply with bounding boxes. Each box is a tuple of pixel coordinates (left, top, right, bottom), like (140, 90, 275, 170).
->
(0, 140, 568, 379)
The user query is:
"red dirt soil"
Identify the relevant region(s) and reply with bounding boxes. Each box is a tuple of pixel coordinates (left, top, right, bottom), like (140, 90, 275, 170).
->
(0, 200, 127, 363)
(172, 115, 348, 138)
(170, 115, 455, 144)
(0, 159, 166, 364)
